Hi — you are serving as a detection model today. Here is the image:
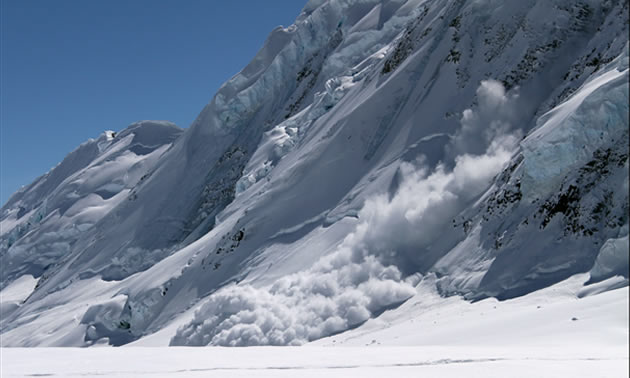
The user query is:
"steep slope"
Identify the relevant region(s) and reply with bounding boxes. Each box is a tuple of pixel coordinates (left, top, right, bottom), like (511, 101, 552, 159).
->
(1, 0, 628, 347)
(1, 121, 182, 286)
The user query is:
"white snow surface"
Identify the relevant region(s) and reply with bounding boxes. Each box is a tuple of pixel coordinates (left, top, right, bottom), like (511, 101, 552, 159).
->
(1, 0, 628, 353)
(2, 345, 627, 378)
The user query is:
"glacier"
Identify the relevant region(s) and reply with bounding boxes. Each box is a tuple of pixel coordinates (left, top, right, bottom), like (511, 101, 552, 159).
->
(1, 0, 628, 350)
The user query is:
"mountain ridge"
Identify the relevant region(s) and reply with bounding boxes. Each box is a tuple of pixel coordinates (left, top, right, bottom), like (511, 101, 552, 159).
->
(1, 0, 628, 347)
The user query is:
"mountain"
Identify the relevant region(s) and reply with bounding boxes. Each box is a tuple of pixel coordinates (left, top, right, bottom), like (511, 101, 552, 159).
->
(1, 0, 628, 347)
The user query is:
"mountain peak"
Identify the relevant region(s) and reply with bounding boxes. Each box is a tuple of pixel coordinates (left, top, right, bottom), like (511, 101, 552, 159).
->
(1, 0, 627, 348)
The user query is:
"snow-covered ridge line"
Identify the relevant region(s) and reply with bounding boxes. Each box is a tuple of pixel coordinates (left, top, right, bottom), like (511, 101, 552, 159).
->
(0, 121, 182, 290)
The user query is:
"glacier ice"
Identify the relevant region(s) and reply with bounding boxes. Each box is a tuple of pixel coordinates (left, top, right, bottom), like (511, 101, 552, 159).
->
(521, 46, 629, 199)
(590, 225, 629, 283)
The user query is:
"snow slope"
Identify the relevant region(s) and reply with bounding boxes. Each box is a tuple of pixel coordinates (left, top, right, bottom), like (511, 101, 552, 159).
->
(1, 0, 628, 350)
(1, 121, 182, 285)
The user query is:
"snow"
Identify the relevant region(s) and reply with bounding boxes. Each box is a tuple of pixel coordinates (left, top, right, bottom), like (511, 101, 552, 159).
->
(0, 275, 37, 318)
(1, 345, 627, 377)
(2, 277, 628, 376)
(313, 274, 628, 347)
(0, 120, 182, 292)
(172, 80, 522, 345)
(170, 247, 417, 346)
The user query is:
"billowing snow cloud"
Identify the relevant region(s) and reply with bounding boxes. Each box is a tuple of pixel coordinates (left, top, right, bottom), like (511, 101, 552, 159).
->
(170, 246, 417, 346)
(449, 79, 521, 157)
(171, 80, 521, 346)
(348, 80, 521, 271)
(352, 137, 517, 272)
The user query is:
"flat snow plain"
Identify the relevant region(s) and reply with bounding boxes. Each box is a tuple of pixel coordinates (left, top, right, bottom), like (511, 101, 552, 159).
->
(1, 346, 627, 377)
(1, 274, 628, 377)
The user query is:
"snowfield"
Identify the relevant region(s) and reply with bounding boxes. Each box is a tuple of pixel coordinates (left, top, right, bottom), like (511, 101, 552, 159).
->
(1, 345, 627, 377)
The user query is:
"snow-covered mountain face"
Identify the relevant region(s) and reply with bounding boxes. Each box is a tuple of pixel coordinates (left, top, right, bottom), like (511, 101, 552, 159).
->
(1, 0, 628, 347)
(1, 121, 182, 287)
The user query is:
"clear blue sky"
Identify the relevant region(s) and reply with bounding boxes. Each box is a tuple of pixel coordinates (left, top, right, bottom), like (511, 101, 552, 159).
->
(1, 0, 305, 206)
